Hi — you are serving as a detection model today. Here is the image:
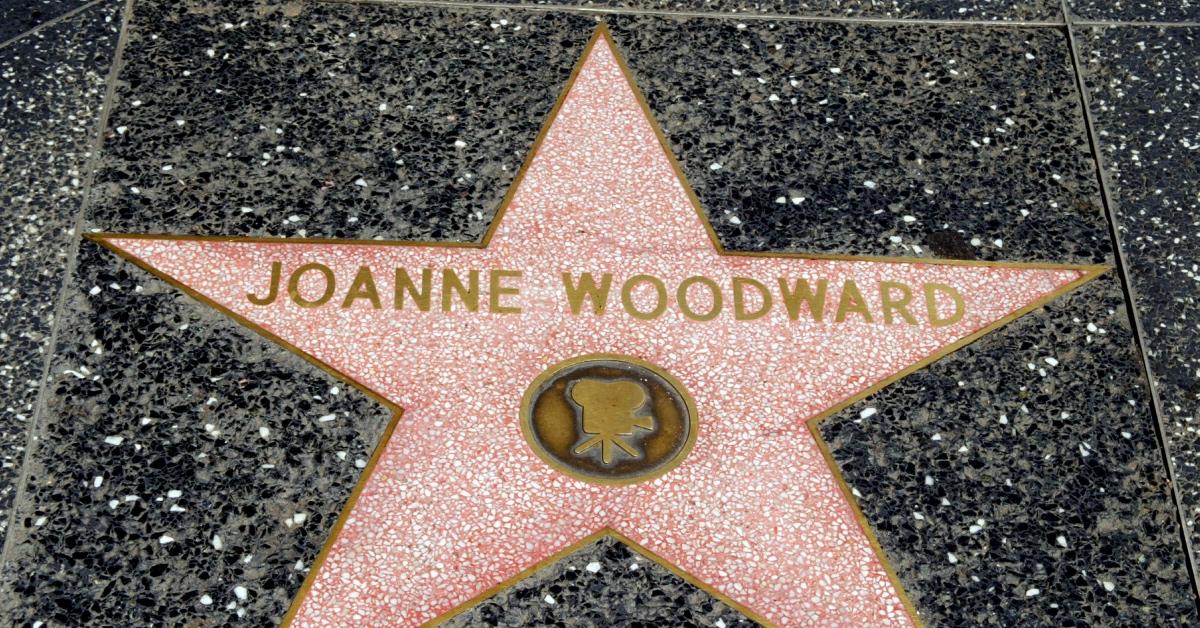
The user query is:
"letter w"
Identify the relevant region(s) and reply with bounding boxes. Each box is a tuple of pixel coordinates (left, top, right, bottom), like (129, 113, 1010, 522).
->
(561, 272, 612, 315)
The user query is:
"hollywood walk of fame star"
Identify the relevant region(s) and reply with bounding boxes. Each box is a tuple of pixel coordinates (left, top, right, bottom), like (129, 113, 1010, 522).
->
(91, 26, 1106, 627)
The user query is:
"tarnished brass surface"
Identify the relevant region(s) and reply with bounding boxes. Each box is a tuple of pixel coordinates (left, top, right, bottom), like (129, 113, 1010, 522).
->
(521, 354, 697, 485)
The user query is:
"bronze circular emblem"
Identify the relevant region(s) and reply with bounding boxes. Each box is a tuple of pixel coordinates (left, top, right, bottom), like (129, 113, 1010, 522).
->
(520, 354, 698, 485)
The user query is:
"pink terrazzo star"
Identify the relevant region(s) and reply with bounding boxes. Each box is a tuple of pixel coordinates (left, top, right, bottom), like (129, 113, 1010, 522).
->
(94, 27, 1104, 627)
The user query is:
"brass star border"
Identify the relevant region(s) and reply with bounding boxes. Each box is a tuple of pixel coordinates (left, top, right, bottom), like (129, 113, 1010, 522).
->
(89, 25, 1108, 627)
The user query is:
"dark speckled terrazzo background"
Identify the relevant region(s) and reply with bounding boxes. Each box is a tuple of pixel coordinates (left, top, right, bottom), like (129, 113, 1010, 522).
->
(0, 0, 97, 44)
(1, 0, 1199, 625)
(0, 0, 120, 545)
(2, 240, 393, 625)
(469, 0, 1066, 22)
(1078, 24, 1200, 586)
(821, 273, 1196, 625)
(607, 17, 1111, 265)
(86, 1, 595, 241)
(1069, 1, 1200, 23)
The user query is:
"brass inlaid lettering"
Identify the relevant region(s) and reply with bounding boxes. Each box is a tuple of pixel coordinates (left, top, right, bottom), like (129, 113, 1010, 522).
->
(732, 277, 772, 321)
(341, 266, 381, 309)
(779, 278, 827, 322)
(562, 272, 612, 315)
(250, 263, 971, 327)
(489, 269, 523, 315)
(925, 283, 965, 327)
(247, 261, 281, 305)
(879, 281, 916, 325)
(395, 268, 432, 311)
(287, 262, 336, 308)
(834, 279, 873, 323)
(676, 276, 722, 322)
(621, 274, 668, 320)
(441, 269, 479, 313)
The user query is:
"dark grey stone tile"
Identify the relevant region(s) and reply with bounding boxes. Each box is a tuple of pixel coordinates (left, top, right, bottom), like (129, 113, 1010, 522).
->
(1069, 1, 1200, 23)
(1078, 25, 1200, 572)
(819, 273, 1197, 625)
(607, 16, 1111, 265)
(0, 0, 120, 541)
(474, 0, 1063, 22)
(0, 240, 394, 625)
(445, 536, 755, 627)
(88, 8, 1110, 265)
(87, 0, 596, 240)
(0, 0, 97, 44)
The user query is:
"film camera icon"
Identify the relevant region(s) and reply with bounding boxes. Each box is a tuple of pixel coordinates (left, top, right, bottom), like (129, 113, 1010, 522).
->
(568, 379, 656, 465)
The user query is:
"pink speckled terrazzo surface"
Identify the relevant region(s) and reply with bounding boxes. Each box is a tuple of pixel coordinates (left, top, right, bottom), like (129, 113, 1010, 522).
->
(102, 36, 1092, 626)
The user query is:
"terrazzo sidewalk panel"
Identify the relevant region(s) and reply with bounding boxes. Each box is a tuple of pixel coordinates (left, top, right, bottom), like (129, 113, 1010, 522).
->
(459, 0, 1064, 22)
(85, 1, 596, 240)
(819, 272, 1199, 625)
(443, 535, 751, 626)
(1078, 24, 1200, 571)
(0, 0, 122, 542)
(0, 239, 395, 625)
(605, 16, 1111, 265)
(95, 30, 1101, 625)
(0, 0, 99, 43)
(1069, 1, 1200, 23)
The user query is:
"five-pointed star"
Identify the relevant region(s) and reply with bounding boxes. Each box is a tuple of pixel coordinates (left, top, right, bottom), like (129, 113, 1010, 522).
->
(93, 26, 1104, 627)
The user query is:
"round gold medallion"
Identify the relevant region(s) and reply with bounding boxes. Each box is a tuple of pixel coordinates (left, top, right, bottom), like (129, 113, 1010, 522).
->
(520, 354, 697, 485)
